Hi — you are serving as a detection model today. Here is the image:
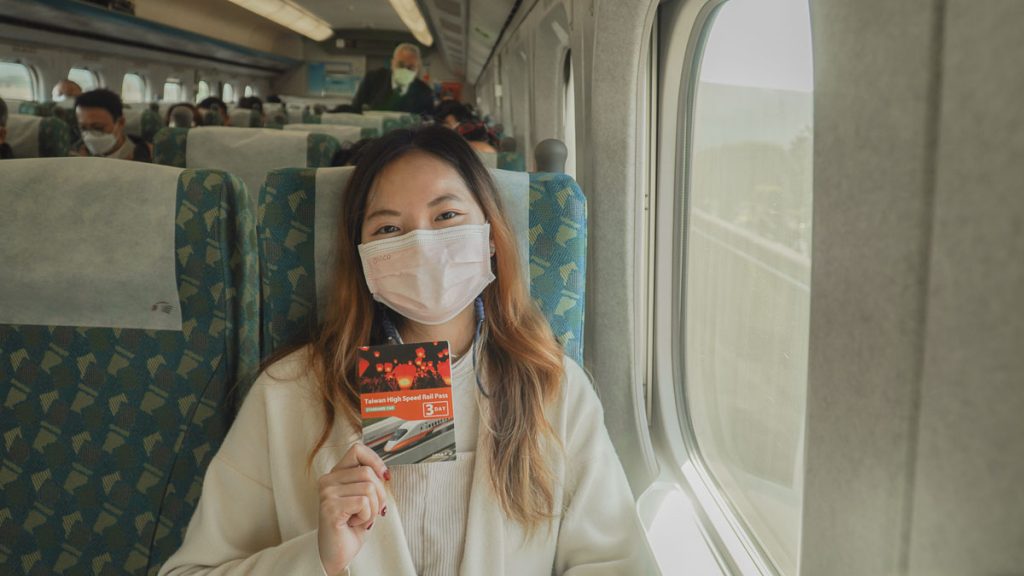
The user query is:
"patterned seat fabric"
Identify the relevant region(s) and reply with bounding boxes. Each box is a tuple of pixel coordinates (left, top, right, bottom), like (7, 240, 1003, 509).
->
(5, 114, 72, 158)
(257, 169, 587, 362)
(498, 152, 526, 172)
(0, 163, 259, 574)
(152, 127, 339, 170)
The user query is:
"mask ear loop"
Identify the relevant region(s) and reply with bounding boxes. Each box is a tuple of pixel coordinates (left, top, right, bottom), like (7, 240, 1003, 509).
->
(473, 296, 489, 398)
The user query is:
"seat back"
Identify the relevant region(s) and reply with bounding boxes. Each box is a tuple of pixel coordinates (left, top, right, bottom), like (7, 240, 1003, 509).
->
(6, 113, 71, 158)
(123, 106, 164, 143)
(227, 107, 264, 128)
(257, 167, 587, 362)
(152, 126, 341, 216)
(362, 110, 409, 131)
(498, 152, 526, 172)
(320, 112, 383, 137)
(283, 123, 363, 146)
(476, 150, 499, 169)
(0, 157, 259, 574)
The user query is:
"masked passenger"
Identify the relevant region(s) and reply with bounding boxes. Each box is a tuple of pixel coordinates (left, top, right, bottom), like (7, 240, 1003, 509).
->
(159, 126, 655, 575)
(349, 43, 434, 116)
(72, 89, 152, 162)
(51, 79, 82, 109)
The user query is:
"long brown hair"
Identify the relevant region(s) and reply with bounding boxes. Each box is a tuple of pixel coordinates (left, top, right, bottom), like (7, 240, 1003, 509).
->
(307, 125, 565, 531)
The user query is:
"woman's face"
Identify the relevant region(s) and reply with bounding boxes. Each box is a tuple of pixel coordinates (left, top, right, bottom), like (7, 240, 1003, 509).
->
(360, 151, 486, 244)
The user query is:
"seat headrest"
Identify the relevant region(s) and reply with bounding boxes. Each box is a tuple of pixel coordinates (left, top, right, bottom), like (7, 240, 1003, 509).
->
(0, 158, 185, 330)
(283, 123, 362, 145)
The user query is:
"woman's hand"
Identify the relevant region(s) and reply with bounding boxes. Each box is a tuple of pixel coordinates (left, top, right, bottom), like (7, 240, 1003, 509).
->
(317, 443, 390, 575)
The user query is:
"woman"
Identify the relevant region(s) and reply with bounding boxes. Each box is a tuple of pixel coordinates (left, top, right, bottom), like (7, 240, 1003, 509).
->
(159, 126, 654, 575)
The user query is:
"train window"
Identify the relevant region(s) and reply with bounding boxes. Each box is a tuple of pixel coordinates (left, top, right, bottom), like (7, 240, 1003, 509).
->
(195, 80, 210, 103)
(0, 61, 35, 100)
(244, 85, 255, 98)
(68, 67, 99, 91)
(121, 73, 145, 103)
(163, 79, 183, 102)
(562, 51, 576, 178)
(222, 82, 235, 103)
(680, 0, 813, 574)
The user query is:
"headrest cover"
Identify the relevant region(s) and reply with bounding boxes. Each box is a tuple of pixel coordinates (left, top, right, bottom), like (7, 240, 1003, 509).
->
(122, 108, 144, 138)
(6, 114, 41, 158)
(476, 150, 498, 169)
(0, 158, 184, 330)
(283, 123, 362, 144)
(311, 167, 530, 319)
(186, 126, 309, 214)
(320, 113, 383, 130)
(228, 108, 254, 128)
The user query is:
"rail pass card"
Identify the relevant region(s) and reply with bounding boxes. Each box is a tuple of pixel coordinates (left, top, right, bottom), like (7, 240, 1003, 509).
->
(358, 341, 456, 464)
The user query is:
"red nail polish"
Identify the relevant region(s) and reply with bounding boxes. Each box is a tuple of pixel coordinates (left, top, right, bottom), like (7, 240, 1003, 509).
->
(383, 469, 392, 482)
(367, 522, 374, 530)
(382, 506, 388, 517)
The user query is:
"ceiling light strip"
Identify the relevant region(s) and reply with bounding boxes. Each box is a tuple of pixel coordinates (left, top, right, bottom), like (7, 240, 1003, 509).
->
(387, 0, 434, 46)
(226, 0, 333, 42)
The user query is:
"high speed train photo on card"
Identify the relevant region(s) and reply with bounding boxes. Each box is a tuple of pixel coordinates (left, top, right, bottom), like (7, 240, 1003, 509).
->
(0, 0, 1022, 575)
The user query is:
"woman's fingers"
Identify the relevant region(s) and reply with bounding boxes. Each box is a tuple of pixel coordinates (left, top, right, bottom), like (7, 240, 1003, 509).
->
(333, 442, 390, 483)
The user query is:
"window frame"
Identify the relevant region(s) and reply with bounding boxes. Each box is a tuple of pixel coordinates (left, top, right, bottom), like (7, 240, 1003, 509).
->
(195, 79, 211, 103)
(67, 66, 101, 92)
(0, 60, 39, 101)
(121, 72, 147, 103)
(650, 0, 796, 574)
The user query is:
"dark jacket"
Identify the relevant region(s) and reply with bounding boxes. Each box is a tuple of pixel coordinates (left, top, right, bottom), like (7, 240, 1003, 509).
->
(0, 142, 13, 159)
(351, 68, 434, 116)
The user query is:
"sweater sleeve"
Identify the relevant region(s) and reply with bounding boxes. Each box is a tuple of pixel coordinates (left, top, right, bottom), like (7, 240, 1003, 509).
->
(553, 361, 661, 576)
(157, 382, 333, 576)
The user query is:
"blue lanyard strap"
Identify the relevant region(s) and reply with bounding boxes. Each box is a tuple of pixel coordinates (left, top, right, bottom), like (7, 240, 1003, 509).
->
(379, 297, 490, 398)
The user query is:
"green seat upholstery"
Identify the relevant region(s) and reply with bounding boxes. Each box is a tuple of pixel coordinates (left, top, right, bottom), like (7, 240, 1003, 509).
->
(5, 114, 71, 158)
(124, 107, 164, 144)
(17, 101, 43, 115)
(0, 158, 259, 574)
(301, 106, 319, 124)
(257, 168, 588, 362)
(498, 152, 526, 172)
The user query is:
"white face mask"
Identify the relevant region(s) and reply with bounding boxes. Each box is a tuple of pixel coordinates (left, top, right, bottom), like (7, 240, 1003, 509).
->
(55, 98, 75, 110)
(393, 67, 416, 88)
(358, 223, 495, 325)
(82, 129, 118, 156)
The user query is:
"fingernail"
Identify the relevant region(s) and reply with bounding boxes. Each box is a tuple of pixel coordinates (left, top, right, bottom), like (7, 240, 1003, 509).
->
(367, 522, 374, 530)
(383, 468, 391, 482)
(382, 506, 388, 517)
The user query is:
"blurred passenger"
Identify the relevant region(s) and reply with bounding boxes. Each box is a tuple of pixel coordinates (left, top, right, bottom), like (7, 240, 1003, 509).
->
(435, 102, 499, 153)
(238, 96, 264, 115)
(72, 89, 152, 162)
(0, 97, 13, 159)
(51, 79, 82, 108)
(167, 103, 202, 128)
(349, 43, 434, 115)
(197, 96, 230, 126)
(330, 137, 376, 167)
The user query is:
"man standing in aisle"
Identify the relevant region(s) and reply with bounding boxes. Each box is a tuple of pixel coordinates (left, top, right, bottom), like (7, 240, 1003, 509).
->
(349, 43, 434, 116)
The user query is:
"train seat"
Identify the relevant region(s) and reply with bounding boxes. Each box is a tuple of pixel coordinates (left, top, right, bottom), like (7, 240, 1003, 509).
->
(257, 166, 587, 363)
(476, 150, 499, 169)
(283, 123, 363, 146)
(498, 151, 527, 171)
(0, 157, 259, 574)
(363, 110, 416, 128)
(122, 106, 163, 144)
(319, 112, 388, 137)
(226, 107, 263, 128)
(5, 113, 71, 158)
(152, 126, 341, 216)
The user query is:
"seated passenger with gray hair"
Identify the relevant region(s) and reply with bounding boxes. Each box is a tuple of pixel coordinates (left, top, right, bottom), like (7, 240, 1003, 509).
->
(0, 96, 13, 159)
(349, 42, 434, 115)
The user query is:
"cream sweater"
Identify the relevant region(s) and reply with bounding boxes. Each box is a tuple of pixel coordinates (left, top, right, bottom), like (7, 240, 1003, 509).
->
(158, 347, 658, 575)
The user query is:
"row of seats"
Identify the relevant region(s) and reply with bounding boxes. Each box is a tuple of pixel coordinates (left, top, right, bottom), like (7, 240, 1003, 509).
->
(0, 155, 586, 574)
(6, 103, 528, 170)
